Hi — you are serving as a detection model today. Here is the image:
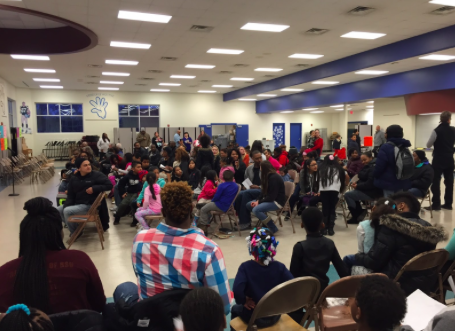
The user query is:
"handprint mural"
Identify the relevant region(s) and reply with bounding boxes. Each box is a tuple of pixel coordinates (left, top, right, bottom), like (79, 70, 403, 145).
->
(90, 96, 108, 119)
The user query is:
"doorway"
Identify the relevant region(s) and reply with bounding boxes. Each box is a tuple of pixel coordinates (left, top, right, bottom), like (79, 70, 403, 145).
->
(290, 123, 302, 149)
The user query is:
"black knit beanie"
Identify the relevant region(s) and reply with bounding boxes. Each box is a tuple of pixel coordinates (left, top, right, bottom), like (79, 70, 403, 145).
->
(386, 125, 404, 139)
(414, 150, 426, 162)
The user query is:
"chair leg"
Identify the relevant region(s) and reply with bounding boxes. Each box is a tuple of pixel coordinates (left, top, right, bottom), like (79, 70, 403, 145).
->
(289, 215, 296, 234)
(429, 192, 433, 219)
(439, 273, 444, 303)
(342, 201, 348, 228)
(67, 222, 86, 249)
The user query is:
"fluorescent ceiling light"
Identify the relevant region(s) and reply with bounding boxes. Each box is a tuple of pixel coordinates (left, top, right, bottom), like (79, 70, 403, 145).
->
(212, 85, 233, 88)
(281, 88, 303, 92)
(105, 60, 138, 65)
(257, 94, 277, 97)
(159, 83, 181, 86)
(170, 75, 195, 79)
(355, 70, 389, 75)
(241, 22, 289, 32)
(102, 72, 130, 76)
(312, 81, 339, 85)
(24, 68, 55, 73)
(150, 89, 170, 92)
(280, 111, 294, 113)
(118, 10, 172, 23)
(231, 77, 254, 81)
(330, 105, 343, 107)
(207, 48, 244, 55)
(367, 101, 374, 103)
(289, 54, 323, 59)
(198, 90, 217, 93)
(341, 31, 386, 40)
(420, 112, 442, 115)
(40, 85, 63, 89)
(110, 41, 151, 49)
(11, 54, 49, 60)
(33, 78, 60, 82)
(419, 54, 455, 61)
(366, 106, 374, 108)
(100, 81, 124, 84)
(429, 0, 455, 5)
(255, 68, 283, 72)
(302, 108, 318, 111)
(185, 64, 215, 69)
(335, 108, 344, 110)
(310, 111, 324, 113)
(239, 98, 256, 101)
(98, 87, 119, 90)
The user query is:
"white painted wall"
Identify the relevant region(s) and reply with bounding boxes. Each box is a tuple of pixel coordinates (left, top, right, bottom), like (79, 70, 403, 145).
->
(348, 109, 373, 124)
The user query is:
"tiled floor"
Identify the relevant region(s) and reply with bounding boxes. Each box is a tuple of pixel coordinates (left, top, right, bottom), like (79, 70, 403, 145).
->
(0, 163, 453, 298)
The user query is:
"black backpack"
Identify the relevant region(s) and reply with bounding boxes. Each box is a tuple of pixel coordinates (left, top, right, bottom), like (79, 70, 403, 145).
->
(387, 142, 414, 180)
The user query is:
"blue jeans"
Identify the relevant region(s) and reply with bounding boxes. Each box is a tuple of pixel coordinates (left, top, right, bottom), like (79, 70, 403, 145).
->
(234, 189, 261, 225)
(114, 184, 122, 206)
(57, 204, 91, 235)
(343, 254, 357, 269)
(114, 281, 139, 307)
(288, 184, 301, 212)
(246, 201, 279, 233)
(383, 189, 402, 198)
(407, 188, 425, 198)
(344, 190, 374, 209)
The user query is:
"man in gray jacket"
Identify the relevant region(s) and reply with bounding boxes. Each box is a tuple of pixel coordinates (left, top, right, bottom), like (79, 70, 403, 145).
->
(373, 125, 386, 157)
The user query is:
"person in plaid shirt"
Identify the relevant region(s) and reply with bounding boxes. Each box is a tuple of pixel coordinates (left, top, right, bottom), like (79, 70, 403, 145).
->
(113, 181, 233, 315)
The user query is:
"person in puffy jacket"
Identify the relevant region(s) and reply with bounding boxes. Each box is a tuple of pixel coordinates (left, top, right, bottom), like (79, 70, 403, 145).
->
(374, 125, 412, 197)
(195, 134, 214, 170)
(345, 149, 363, 178)
(355, 192, 446, 296)
(408, 150, 434, 198)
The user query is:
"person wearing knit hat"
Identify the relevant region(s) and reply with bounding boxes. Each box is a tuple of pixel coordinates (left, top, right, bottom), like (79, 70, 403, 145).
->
(407, 150, 434, 198)
(374, 124, 412, 197)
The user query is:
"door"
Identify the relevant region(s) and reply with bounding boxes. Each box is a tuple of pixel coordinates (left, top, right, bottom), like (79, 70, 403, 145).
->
(199, 125, 212, 139)
(236, 124, 249, 147)
(290, 123, 302, 149)
(273, 123, 285, 148)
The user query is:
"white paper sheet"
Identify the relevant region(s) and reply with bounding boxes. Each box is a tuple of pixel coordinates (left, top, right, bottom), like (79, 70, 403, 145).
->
(403, 290, 446, 331)
(242, 178, 253, 190)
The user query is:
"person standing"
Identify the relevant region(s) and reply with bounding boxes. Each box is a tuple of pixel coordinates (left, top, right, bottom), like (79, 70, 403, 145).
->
(307, 130, 315, 149)
(426, 111, 455, 211)
(182, 132, 193, 153)
(151, 131, 163, 152)
(373, 125, 386, 157)
(97, 133, 110, 160)
(136, 128, 151, 148)
(174, 129, 181, 144)
(354, 129, 361, 147)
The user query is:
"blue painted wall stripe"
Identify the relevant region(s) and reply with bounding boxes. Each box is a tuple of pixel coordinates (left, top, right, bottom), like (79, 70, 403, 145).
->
(224, 24, 455, 101)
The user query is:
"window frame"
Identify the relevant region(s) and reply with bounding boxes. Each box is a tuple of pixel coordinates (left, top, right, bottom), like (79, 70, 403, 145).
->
(35, 102, 84, 133)
(118, 104, 160, 131)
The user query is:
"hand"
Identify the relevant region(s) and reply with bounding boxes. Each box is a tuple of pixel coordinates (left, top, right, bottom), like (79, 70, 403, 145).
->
(86, 187, 93, 194)
(89, 96, 108, 119)
(351, 183, 357, 189)
(137, 203, 140, 207)
(122, 193, 127, 198)
(244, 297, 256, 310)
(250, 185, 260, 189)
(251, 201, 258, 208)
(343, 166, 347, 170)
(316, 193, 320, 196)
(235, 161, 239, 169)
(64, 190, 68, 194)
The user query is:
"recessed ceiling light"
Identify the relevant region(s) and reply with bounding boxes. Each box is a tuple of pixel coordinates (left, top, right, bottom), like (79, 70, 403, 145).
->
(288, 54, 324, 59)
(255, 68, 283, 72)
(330, 105, 343, 107)
(207, 48, 244, 55)
(366, 106, 374, 108)
(100, 81, 124, 84)
(356, 70, 389, 75)
(11, 55, 49, 60)
(241, 22, 290, 32)
(98, 87, 119, 90)
(150, 89, 170, 92)
(212, 85, 233, 88)
(419, 54, 455, 61)
(159, 83, 181, 86)
(105, 60, 138, 65)
(118, 10, 172, 23)
(24, 68, 55, 73)
(40, 85, 63, 89)
(341, 31, 386, 39)
(257, 94, 277, 97)
(335, 108, 344, 111)
(420, 112, 442, 115)
(280, 111, 294, 113)
(33, 78, 60, 82)
(312, 81, 339, 85)
(367, 101, 374, 103)
(170, 75, 195, 79)
(429, 0, 455, 5)
(281, 88, 304, 92)
(302, 108, 318, 111)
(102, 72, 130, 76)
(310, 111, 324, 113)
(198, 90, 217, 93)
(110, 41, 151, 49)
(238, 98, 257, 101)
(185, 64, 215, 69)
(231, 77, 254, 81)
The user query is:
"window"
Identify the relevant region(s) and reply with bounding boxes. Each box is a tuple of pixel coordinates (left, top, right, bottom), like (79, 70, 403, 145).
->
(36, 103, 83, 133)
(118, 104, 160, 131)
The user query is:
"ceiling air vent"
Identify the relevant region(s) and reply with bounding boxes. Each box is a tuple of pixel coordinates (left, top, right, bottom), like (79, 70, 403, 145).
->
(264, 75, 276, 78)
(147, 69, 163, 73)
(88, 64, 103, 68)
(431, 6, 455, 15)
(86, 82, 97, 84)
(295, 64, 311, 68)
(200, 80, 211, 82)
(188, 84, 199, 87)
(219, 71, 233, 74)
(348, 6, 375, 16)
(189, 25, 214, 33)
(160, 56, 177, 61)
(233, 64, 249, 68)
(135, 83, 147, 86)
(86, 75, 100, 78)
(139, 77, 154, 80)
(304, 28, 329, 35)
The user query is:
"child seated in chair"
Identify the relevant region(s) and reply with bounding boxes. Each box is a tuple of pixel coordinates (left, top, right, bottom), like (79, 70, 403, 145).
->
(231, 227, 293, 328)
(135, 172, 162, 231)
(279, 166, 292, 182)
(58, 169, 69, 193)
(193, 170, 218, 225)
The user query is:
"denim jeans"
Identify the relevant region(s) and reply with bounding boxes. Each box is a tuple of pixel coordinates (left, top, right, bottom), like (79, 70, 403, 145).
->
(343, 254, 357, 270)
(344, 190, 374, 209)
(57, 204, 91, 235)
(246, 201, 279, 233)
(234, 189, 261, 225)
(114, 184, 122, 206)
(383, 189, 402, 198)
(288, 184, 301, 212)
(407, 188, 425, 198)
(113, 281, 139, 307)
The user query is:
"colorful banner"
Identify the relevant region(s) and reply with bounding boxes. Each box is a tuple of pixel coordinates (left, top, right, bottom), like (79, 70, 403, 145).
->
(0, 138, 6, 151)
(0, 125, 5, 138)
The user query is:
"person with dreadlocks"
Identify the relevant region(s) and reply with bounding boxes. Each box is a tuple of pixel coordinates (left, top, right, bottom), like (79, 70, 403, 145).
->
(0, 197, 106, 315)
(0, 304, 54, 331)
(231, 227, 293, 328)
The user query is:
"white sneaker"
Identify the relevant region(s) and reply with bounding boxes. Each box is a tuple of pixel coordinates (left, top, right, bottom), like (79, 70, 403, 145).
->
(110, 206, 117, 211)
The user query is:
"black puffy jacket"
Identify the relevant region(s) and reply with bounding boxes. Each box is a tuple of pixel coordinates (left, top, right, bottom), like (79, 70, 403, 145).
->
(196, 147, 214, 170)
(64, 171, 113, 208)
(409, 162, 434, 196)
(355, 212, 445, 295)
(354, 159, 383, 199)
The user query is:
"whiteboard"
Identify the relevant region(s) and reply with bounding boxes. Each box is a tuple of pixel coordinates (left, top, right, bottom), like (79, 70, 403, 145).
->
(415, 115, 440, 148)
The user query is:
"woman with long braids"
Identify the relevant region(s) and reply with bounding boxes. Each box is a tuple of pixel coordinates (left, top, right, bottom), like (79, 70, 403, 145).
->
(0, 305, 54, 331)
(0, 197, 106, 314)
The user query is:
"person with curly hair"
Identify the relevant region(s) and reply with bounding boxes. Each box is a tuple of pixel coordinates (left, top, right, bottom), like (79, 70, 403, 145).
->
(115, 182, 233, 315)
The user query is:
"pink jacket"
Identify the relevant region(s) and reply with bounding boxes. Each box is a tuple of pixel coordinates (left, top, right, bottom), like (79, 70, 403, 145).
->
(219, 165, 235, 182)
(198, 179, 217, 201)
(268, 156, 281, 172)
(143, 184, 162, 213)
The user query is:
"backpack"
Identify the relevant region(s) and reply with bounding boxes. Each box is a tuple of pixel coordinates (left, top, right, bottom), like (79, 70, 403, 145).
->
(387, 141, 414, 180)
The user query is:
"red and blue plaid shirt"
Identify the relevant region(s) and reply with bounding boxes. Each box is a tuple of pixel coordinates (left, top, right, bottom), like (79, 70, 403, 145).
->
(132, 223, 233, 314)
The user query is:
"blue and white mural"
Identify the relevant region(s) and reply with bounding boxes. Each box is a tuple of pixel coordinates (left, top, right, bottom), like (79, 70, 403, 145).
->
(90, 96, 108, 119)
(273, 123, 285, 147)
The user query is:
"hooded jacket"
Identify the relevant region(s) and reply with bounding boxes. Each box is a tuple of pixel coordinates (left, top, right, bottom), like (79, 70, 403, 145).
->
(118, 171, 143, 196)
(346, 156, 363, 177)
(374, 137, 412, 191)
(277, 151, 289, 166)
(195, 147, 214, 170)
(355, 213, 446, 295)
(410, 162, 434, 196)
(64, 171, 113, 208)
(354, 159, 383, 199)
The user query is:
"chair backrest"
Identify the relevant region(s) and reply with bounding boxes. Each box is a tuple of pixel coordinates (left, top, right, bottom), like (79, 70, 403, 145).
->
(394, 249, 449, 282)
(317, 274, 372, 306)
(247, 277, 320, 330)
(87, 192, 105, 216)
(288, 169, 297, 181)
(283, 181, 295, 199)
(226, 183, 242, 212)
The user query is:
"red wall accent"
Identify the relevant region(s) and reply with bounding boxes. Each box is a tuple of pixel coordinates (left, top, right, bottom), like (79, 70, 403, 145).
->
(404, 89, 455, 115)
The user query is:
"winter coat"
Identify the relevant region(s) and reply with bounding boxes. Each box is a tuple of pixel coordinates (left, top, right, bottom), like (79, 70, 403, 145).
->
(258, 173, 287, 207)
(374, 137, 412, 191)
(118, 171, 142, 196)
(347, 140, 359, 157)
(149, 150, 161, 166)
(354, 159, 383, 199)
(233, 159, 247, 184)
(277, 151, 289, 166)
(346, 157, 363, 177)
(196, 147, 214, 170)
(332, 139, 341, 150)
(355, 212, 446, 295)
(410, 162, 434, 196)
(64, 171, 113, 208)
